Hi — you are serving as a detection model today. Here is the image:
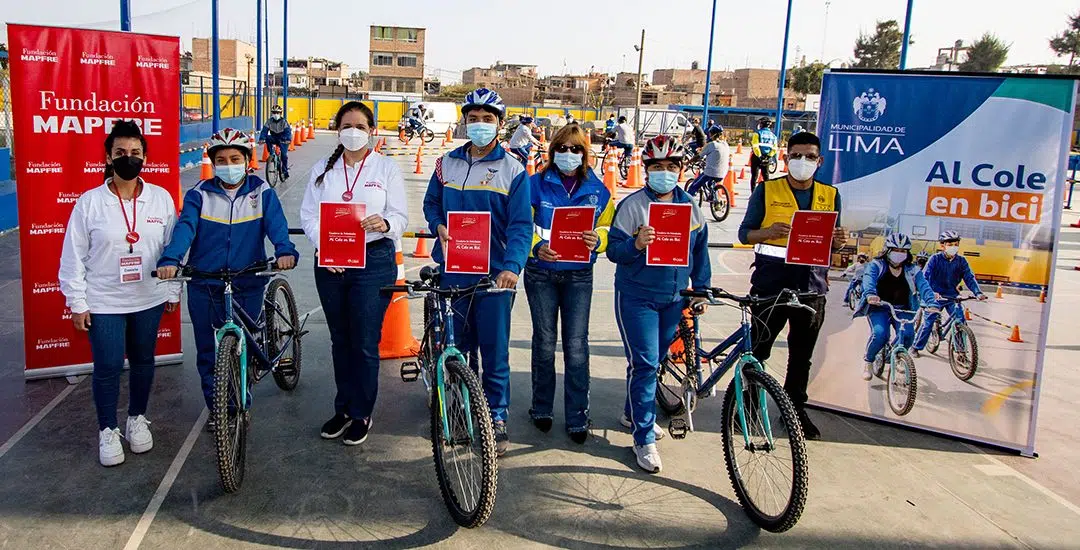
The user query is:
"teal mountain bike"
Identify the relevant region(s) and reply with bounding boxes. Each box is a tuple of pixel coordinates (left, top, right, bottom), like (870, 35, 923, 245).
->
(915, 294, 980, 381)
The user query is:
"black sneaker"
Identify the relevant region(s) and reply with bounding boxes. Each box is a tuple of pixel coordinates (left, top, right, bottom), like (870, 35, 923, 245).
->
(796, 408, 821, 441)
(569, 430, 588, 444)
(343, 417, 371, 446)
(532, 416, 553, 433)
(321, 413, 352, 439)
(493, 421, 510, 456)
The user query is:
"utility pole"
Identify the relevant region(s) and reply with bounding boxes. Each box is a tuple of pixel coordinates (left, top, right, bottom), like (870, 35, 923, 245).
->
(120, 0, 131, 31)
(899, 0, 914, 69)
(211, 0, 220, 132)
(256, 0, 262, 127)
(634, 29, 645, 143)
(702, 0, 718, 128)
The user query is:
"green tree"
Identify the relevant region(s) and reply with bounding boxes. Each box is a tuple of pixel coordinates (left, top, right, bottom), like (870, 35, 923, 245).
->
(1049, 11, 1080, 71)
(853, 20, 904, 69)
(959, 33, 1010, 72)
(436, 84, 473, 102)
(788, 62, 827, 94)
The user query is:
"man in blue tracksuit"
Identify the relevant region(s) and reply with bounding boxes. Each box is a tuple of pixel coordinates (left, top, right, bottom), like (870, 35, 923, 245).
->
(609, 135, 711, 474)
(912, 231, 988, 356)
(423, 88, 532, 457)
(258, 105, 292, 180)
(157, 128, 298, 411)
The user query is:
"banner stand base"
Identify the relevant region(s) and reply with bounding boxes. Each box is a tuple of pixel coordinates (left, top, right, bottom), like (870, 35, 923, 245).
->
(24, 353, 184, 381)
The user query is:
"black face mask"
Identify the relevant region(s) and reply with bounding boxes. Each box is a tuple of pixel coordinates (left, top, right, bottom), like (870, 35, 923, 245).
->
(111, 155, 143, 181)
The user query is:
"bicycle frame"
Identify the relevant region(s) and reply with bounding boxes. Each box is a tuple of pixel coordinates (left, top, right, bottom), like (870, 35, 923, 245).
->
(425, 293, 474, 443)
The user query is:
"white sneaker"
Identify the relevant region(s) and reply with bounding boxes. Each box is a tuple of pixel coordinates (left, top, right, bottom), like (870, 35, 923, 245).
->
(633, 443, 662, 473)
(620, 413, 666, 441)
(862, 362, 874, 381)
(911, 349, 921, 358)
(126, 415, 153, 454)
(99, 428, 125, 467)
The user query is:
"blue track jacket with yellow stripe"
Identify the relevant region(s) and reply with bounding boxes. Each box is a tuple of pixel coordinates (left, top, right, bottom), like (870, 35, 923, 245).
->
(158, 174, 298, 286)
(528, 167, 614, 271)
(607, 186, 712, 302)
(423, 143, 532, 284)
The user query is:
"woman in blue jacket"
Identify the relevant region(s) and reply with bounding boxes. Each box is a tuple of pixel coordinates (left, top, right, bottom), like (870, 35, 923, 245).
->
(526, 124, 614, 444)
(157, 128, 298, 412)
(608, 135, 711, 474)
(852, 233, 937, 381)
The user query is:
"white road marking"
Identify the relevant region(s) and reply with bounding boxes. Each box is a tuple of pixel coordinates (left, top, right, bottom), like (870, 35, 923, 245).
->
(962, 442, 1080, 517)
(123, 408, 209, 550)
(0, 381, 79, 461)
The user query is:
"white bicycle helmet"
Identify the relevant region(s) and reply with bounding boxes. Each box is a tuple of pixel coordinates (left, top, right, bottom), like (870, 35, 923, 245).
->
(207, 128, 252, 159)
(642, 135, 685, 165)
(939, 230, 960, 242)
(462, 87, 505, 118)
(884, 233, 912, 250)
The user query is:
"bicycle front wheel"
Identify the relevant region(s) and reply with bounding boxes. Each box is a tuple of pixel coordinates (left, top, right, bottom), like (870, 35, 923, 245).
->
(887, 350, 918, 416)
(721, 366, 808, 533)
(421, 129, 436, 143)
(710, 184, 731, 222)
(213, 333, 248, 493)
(431, 357, 498, 528)
(264, 154, 278, 187)
(949, 324, 979, 381)
(266, 278, 302, 391)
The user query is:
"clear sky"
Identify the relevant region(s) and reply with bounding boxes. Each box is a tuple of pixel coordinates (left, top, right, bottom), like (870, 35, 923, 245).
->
(1, 0, 1077, 82)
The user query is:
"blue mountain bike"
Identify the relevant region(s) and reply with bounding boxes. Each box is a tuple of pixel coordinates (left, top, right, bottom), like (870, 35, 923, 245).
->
(869, 302, 934, 416)
(655, 288, 812, 533)
(382, 266, 505, 528)
(915, 295, 980, 381)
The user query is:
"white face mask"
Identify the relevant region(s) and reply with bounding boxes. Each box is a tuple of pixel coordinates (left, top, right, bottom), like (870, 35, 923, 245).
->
(944, 245, 960, 257)
(787, 158, 818, 182)
(338, 128, 370, 152)
(888, 251, 908, 266)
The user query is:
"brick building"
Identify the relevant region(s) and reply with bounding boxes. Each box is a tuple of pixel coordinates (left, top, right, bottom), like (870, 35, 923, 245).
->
(191, 38, 258, 89)
(369, 26, 425, 95)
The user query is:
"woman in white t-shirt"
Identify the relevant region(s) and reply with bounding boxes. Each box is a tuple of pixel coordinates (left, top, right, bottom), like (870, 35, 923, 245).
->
(58, 121, 180, 467)
(300, 101, 408, 446)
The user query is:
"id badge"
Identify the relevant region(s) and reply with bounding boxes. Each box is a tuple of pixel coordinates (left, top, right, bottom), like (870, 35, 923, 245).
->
(119, 255, 144, 284)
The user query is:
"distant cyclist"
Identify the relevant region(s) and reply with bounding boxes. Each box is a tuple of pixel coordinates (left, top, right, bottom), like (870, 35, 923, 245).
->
(604, 114, 617, 136)
(842, 253, 869, 306)
(685, 117, 706, 156)
(258, 105, 292, 180)
(750, 116, 778, 188)
(685, 125, 729, 196)
(911, 231, 988, 357)
(509, 116, 542, 166)
(612, 116, 635, 157)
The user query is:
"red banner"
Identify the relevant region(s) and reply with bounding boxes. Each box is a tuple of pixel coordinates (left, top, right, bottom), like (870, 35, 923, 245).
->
(8, 25, 182, 378)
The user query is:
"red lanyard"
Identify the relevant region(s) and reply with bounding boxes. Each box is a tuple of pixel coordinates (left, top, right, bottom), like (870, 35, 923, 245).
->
(113, 182, 141, 253)
(341, 151, 370, 202)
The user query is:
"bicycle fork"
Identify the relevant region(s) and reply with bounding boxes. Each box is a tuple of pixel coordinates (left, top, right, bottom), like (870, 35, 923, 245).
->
(215, 282, 251, 410)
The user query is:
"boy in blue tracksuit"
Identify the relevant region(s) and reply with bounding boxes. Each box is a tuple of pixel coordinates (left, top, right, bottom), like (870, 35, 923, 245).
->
(157, 128, 298, 410)
(912, 231, 987, 355)
(422, 88, 532, 456)
(608, 135, 711, 474)
(258, 105, 292, 180)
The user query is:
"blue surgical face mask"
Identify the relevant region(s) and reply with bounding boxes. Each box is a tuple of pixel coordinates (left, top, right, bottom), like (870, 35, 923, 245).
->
(467, 122, 498, 147)
(647, 169, 679, 194)
(215, 164, 247, 186)
(553, 152, 583, 174)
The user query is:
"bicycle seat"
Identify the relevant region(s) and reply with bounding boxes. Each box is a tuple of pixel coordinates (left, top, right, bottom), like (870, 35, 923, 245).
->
(420, 265, 441, 286)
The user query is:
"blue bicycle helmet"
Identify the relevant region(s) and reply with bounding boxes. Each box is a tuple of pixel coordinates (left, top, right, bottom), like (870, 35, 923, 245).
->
(884, 233, 912, 250)
(708, 124, 724, 135)
(462, 87, 505, 119)
(520, 116, 534, 125)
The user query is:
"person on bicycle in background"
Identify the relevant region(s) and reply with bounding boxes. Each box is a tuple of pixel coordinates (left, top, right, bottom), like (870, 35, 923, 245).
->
(423, 88, 532, 457)
(258, 105, 292, 180)
(685, 117, 706, 156)
(842, 253, 870, 307)
(608, 135, 711, 473)
(526, 124, 614, 445)
(157, 128, 298, 413)
(792, 124, 805, 136)
(911, 231, 988, 357)
(605, 114, 617, 136)
(852, 233, 937, 381)
(686, 125, 730, 196)
(750, 116, 778, 189)
(738, 131, 845, 440)
(509, 116, 542, 166)
(612, 115, 635, 157)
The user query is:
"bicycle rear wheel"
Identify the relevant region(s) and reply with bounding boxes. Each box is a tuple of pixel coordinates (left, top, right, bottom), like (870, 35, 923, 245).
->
(431, 357, 498, 528)
(266, 279, 302, 391)
(264, 154, 278, 187)
(421, 129, 436, 143)
(721, 366, 808, 533)
(213, 333, 248, 493)
(949, 324, 979, 381)
(710, 184, 731, 222)
(886, 350, 917, 416)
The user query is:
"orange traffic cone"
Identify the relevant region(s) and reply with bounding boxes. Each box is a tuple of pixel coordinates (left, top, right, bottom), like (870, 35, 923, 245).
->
(1008, 325, 1024, 343)
(626, 147, 644, 188)
(736, 143, 743, 155)
(374, 138, 383, 153)
(290, 128, 300, 150)
(526, 153, 536, 176)
(539, 130, 547, 146)
(723, 171, 737, 208)
(306, 122, 314, 140)
(199, 147, 213, 180)
(964, 308, 972, 321)
(399, 128, 407, 143)
(739, 166, 746, 180)
(1038, 290, 1046, 303)
(247, 136, 260, 171)
(996, 285, 1004, 299)
(603, 148, 618, 194)
(261, 143, 270, 162)
(445, 127, 453, 145)
(413, 237, 431, 258)
(379, 246, 421, 359)
(414, 144, 424, 174)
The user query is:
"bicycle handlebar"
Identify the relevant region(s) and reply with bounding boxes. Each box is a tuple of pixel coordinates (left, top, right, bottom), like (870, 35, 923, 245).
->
(380, 277, 515, 299)
(151, 258, 279, 281)
(869, 301, 938, 323)
(680, 287, 820, 312)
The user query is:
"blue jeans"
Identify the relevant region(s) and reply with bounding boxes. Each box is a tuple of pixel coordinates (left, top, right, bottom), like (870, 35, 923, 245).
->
(864, 307, 916, 362)
(913, 300, 962, 351)
(844, 278, 861, 303)
(448, 283, 514, 423)
(510, 146, 532, 166)
(313, 239, 396, 419)
(524, 265, 593, 432)
(88, 304, 166, 430)
(612, 142, 633, 156)
(686, 175, 721, 195)
(187, 282, 265, 410)
(615, 290, 685, 445)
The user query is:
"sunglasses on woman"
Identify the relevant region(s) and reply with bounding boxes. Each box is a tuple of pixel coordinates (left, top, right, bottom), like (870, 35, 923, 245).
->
(552, 145, 585, 154)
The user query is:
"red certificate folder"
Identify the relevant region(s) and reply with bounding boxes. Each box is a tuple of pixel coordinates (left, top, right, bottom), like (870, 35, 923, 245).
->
(318, 202, 367, 268)
(785, 210, 839, 267)
(446, 211, 491, 274)
(549, 206, 596, 263)
(646, 203, 693, 267)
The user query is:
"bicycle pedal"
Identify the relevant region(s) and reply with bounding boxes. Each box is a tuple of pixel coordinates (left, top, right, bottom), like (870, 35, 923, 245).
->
(668, 418, 689, 439)
(400, 361, 420, 382)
